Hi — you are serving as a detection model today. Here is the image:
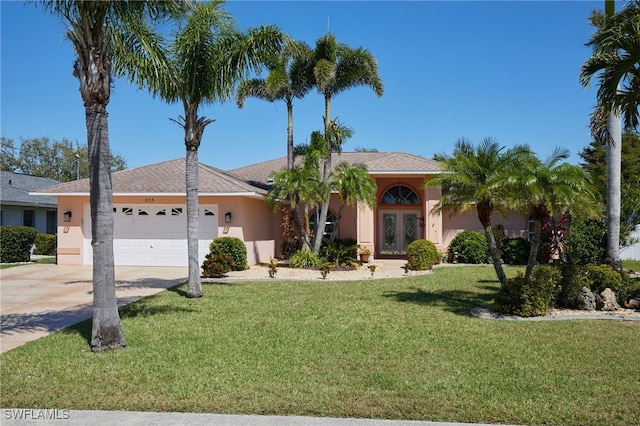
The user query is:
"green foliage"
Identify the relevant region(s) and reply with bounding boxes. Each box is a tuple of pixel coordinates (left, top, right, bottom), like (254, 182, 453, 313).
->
(493, 265, 561, 317)
(1, 136, 126, 181)
(0, 226, 37, 263)
(448, 231, 487, 264)
(567, 217, 606, 265)
(584, 264, 624, 295)
(321, 238, 358, 266)
(501, 238, 530, 265)
(201, 253, 232, 278)
(208, 237, 248, 271)
(406, 239, 438, 271)
(555, 264, 590, 309)
(34, 233, 56, 256)
(288, 250, 321, 269)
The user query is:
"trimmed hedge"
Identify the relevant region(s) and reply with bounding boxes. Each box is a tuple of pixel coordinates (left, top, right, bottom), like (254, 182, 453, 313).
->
(406, 239, 438, 270)
(34, 234, 56, 256)
(448, 231, 487, 264)
(207, 237, 248, 271)
(0, 226, 38, 263)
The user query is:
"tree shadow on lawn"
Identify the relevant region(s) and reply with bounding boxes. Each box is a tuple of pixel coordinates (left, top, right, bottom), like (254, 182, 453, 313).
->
(383, 285, 497, 316)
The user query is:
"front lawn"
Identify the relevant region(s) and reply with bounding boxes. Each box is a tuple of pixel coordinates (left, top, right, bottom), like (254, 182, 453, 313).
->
(1, 266, 638, 425)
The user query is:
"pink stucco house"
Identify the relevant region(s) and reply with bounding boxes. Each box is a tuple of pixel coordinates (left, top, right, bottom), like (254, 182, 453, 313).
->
(33, 152, 529, 267)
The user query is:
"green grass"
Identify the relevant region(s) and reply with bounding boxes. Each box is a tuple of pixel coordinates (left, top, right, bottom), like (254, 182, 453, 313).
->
(1, 265, 638, 425)
(623, 259, 640, 272)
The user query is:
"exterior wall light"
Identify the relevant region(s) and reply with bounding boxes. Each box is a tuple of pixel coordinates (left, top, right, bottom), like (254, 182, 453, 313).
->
(225, 212, 232, 223)
(63, 211, 72, 222)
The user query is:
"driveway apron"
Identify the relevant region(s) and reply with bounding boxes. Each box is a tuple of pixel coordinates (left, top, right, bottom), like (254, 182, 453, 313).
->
(0, 264, 187, 353)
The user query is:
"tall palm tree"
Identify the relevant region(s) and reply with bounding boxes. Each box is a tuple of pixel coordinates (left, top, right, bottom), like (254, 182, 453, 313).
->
(309, 33, 384, 254)
(41, 1, 190, 352)
(236, 42, 314, 170)
(426, 138, 529, 287)
(125, 1, 288, 297)
(581, 0, 640, 269)
(508, 148, 596, 284)
(329, 162, 377, 244)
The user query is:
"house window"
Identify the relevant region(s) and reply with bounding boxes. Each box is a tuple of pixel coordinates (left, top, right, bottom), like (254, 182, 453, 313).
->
(309, 210, 337, 239)
(138, 209, 149, 216)
(156, 209, 166, 216)
(528, 217, 536, 242)
(46, 211, 56, 234)
(23, 210, 35, 227)
(381, 185, 419, 205)
(171, 208, 183, 216)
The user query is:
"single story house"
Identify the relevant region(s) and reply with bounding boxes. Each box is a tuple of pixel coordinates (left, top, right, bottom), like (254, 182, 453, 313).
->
(1, 171, 59, 234)
(33, 152, 529, 267)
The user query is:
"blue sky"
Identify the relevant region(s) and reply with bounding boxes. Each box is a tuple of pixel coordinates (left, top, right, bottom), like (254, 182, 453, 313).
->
(1, 1, 604, 170)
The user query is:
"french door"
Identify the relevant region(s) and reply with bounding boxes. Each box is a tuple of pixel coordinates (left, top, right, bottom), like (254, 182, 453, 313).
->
(379, 210, 420, 254)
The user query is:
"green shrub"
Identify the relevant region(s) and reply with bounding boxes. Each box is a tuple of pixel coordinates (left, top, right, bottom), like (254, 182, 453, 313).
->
(555, 264, 590, 309)
(34, 234, 56, 256)
(448, 231, 487, 264)
(201, 253, 233, 278)
(208, 237, 248, 271)
(321, 238, 358, 266)
(567, 218, 606, 265)
(585, 264, 624, 295)
(406, 239, 438, 270)
(0, 226, 37, 263)
(617, 274, 640, 305)
(501, 238, 530, 265)
(289, 250, 321, 269)
(493, 265, 560, 317)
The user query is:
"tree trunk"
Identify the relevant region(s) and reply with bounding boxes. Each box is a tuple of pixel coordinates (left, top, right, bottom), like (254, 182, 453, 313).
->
(483, 224, 507, 287)
(312, 95, 333, 254)
(185, 148, 202, 298)
(87, 102, 125, 352)
(287, 100, 294, 170)
(525, 220, 542, 284)
(606, 111, 622, 271)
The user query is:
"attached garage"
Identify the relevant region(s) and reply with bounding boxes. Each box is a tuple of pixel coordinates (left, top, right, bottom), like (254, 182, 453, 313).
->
(83, 204, 218, 267)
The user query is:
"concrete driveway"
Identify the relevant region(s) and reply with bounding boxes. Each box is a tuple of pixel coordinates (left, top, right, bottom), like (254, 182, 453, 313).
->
(0, 263, 187, 353)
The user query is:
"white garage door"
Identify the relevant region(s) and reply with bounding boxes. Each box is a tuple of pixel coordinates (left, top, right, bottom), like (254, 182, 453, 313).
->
(84, 204, 218, 266)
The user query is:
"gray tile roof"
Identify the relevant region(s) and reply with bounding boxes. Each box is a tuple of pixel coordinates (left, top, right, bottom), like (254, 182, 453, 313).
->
(32, 153, 441, 196)
(33, 159, 267, 196)
(228, 152, 442, 188)
(1, 171, 59, 207)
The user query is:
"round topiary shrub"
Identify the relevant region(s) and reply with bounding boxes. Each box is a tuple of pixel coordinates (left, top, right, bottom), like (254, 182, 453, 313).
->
(34, 233, 56, 256)
(406, 239, 438, 270)
(448, 231, 487, 264)
(208, 237, 248, 271)
(201, 253, 233, 278)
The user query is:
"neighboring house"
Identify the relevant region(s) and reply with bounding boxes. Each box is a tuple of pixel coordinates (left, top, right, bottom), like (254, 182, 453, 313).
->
(33, 153, 529, 267)
(1, 171, 59, 234)
(621, 225, 640, 261)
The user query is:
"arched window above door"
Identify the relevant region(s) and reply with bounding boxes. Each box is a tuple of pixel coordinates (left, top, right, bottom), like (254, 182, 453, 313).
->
(381, 185, 419, 205)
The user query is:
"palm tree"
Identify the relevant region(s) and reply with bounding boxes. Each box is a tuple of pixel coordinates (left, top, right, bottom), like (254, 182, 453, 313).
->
(236, 42, 314, 170)
(40, 1, 190, 352)
(308, 33, 384, 254)
(124, 2, 288, 297)
(581, 0, 640, 269)
(508, 148, 597, 284)
(329, 162, 377, 244)
(425, 138, 529, 287)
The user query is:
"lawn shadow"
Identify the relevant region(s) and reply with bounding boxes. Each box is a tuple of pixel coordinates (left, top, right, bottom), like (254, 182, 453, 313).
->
(383, 285, 496, 316)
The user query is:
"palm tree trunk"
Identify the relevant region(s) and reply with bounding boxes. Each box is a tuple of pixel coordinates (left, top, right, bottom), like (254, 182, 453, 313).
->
(525, 220, 542, 284)
(287, 100, 294, 170)
(606, 112, 622, 270)
(483, 224, 507, 287)
(87, 102, 125, 352)
(185, 147, 202, 298)
(312, 95, 333, 254)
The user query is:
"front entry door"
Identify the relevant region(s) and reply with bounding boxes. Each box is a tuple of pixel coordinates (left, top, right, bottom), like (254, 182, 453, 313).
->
(379, 210, 420, 254)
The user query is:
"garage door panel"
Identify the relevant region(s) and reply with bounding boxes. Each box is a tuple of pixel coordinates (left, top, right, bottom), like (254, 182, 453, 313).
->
(84, 204, 218, 266)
